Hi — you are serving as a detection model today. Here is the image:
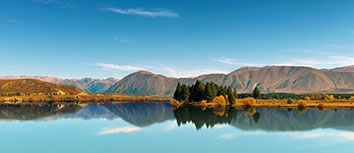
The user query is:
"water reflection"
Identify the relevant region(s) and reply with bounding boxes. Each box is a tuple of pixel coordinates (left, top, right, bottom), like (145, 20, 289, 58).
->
(1, 102, 354, 132)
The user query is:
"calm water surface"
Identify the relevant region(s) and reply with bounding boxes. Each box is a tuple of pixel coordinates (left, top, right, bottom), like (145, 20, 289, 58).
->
(0, 102, 353, 153)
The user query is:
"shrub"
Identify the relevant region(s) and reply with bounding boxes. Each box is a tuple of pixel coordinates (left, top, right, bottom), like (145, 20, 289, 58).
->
(200, 100, 207, 105)
(211, 95, 226, 105)
(349, 96, 354, 100)
(297, 100, 307, 108)
(304, 96, 311, 101)
(170, 99, 181, 106)
(324, 95, 335, 101)
(242, 97, 256, 106)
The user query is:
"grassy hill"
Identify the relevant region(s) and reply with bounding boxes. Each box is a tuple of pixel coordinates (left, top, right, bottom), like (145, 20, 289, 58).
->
(0, 79, 85, 96)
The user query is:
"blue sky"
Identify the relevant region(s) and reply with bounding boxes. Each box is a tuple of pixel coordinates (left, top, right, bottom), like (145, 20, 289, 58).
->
(1, 0, 354, 78)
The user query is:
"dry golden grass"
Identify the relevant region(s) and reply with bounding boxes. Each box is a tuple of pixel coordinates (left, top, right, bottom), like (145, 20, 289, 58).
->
(0, 93, 171, 103)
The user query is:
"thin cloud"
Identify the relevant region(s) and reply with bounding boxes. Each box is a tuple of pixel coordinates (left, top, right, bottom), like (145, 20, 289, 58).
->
(95, 63, 228, 77)
(212, 57, 255, 66)
(101, 7, 179, 18)
(155, 65, 228, 78)
(113, 36, 132, 43)
(97, 126, 141, 135)
(282, 55, 354, 68)
(7, 19, 25, 25)
(96, 63, 144, 71)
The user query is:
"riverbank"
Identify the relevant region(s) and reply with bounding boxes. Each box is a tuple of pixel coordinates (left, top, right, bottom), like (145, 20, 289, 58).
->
(171, 99, 354, 108)
(0, 93, 171, 103)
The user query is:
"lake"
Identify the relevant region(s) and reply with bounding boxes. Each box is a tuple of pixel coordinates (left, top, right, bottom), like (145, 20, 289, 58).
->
(0, 101, 353, 153)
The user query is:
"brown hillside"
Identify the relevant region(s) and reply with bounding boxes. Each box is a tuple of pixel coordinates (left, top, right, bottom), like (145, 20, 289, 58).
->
(0, 79, 85, 96)
(0, 76, 119, 93)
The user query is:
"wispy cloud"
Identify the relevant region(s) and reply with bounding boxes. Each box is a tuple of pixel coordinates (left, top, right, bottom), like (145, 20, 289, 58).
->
(6, 19, 25, 25)
(97, 126, 142, 135)
(96, 63, 144, 71)
(95, 62, 228, 77)
(152, 65, 228, 78)
(212, 57, 256, 66)
(281, 55, 354, 68)
(113, 36, 131, 43)
(101, 7, 179, 18)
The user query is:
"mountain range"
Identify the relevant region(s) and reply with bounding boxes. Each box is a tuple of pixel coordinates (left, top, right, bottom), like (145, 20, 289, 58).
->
(0, 76, 119, 93)
(106, 65, 354, 96)
(1, 65, 353, 96)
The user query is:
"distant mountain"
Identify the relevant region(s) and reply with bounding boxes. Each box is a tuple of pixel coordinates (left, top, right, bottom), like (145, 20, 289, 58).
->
(0, 76, 119, 93)
(0, 79, 85, 95)
(328, 65, 354, 72)
(106, 65, 354, 96)
(105, 70, 178, 96)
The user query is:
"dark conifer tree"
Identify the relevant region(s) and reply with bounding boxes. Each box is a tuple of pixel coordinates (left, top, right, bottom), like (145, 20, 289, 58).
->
(210, 82, 218, 98)
(253, 87, 261, 99)
(226, 86, 236, 104)
(233, 88, 238, 99)
(181, 84, 190, 102)
(205, 82, 214, 101)
(174, 82, 182, 101)
(217, 85, 226, 97)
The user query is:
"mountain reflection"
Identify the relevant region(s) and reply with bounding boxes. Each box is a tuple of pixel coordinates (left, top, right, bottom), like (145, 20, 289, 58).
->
(1, 102, 354, 132)
(173, 106, 354, 131)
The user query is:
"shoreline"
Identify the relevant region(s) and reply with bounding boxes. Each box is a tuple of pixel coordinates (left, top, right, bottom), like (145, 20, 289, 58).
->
(172, 99, 354, 109)
(0, 94, 171, 103)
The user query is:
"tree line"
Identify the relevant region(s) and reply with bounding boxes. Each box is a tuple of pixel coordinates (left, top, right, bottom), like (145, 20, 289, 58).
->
(173, 80, 237, 104)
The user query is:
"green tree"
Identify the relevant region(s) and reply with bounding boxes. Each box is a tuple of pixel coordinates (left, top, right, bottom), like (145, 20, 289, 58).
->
(181, 84, 190, 102)
(205, 82, 214, 101)
(174, 82, 182, 101)
(233, 88, 238, 99)
(217, 86, 226, 97)
(226, 87, 236, 104)
(210, 82, 218, 98)
(190, 80, 205, 102)
(252, 87, 261, 99)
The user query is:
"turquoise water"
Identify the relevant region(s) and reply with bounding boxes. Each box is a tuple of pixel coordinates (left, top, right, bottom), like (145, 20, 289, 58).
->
(0, 102, 353, 153)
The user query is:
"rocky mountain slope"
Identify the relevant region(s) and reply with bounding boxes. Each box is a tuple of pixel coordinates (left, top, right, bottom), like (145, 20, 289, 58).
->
(106, 65, 354, 96)
(0, 76, 119, 93)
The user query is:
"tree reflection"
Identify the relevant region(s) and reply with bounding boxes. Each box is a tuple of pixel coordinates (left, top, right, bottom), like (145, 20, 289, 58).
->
(173, 106, 261, 129)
